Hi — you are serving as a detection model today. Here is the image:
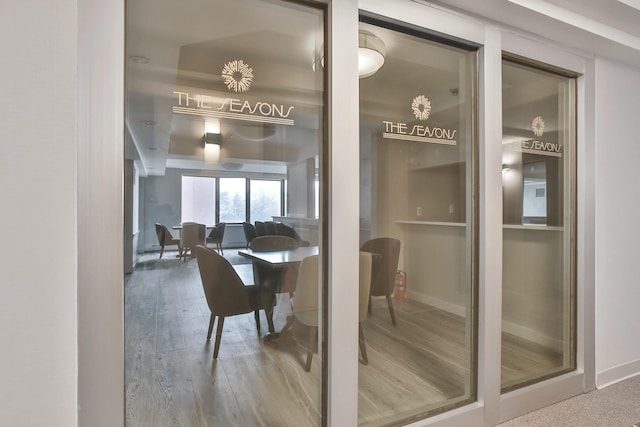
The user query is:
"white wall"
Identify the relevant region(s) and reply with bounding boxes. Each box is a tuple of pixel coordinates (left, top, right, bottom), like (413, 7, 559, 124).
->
(595, 58, 640, 386)
(0, 1, 78, 425)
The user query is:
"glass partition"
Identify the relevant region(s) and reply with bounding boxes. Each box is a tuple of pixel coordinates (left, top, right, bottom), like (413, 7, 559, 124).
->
(501, 58, 576, 391)
(358, 17, 477, 425)
(125, 0, 325, 425)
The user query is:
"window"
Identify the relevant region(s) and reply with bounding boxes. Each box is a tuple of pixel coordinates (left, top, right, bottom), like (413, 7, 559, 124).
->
(181, 175, 216, 224)
(250, 179, 282, 223)
(219, 178, 246, 222)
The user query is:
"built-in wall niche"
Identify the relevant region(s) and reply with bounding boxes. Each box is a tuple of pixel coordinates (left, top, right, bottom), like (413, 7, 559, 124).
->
(408, 162, 466, 222)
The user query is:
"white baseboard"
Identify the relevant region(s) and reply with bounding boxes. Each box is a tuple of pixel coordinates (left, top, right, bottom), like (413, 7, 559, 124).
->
(408, 290, 466, 317)
(597, 359, 640, 388)
(502, 320, 564, 353)
(408, 290, 564, 353)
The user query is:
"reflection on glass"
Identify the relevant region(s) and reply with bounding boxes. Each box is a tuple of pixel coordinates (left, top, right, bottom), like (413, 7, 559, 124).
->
(501, 59, 576, 391)
(358, 19, 477, 425)
(124, 0, 325, 425)
(522, 162, 547, 225)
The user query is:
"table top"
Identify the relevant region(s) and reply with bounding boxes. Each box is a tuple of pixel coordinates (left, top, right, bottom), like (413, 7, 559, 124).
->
(172, 224, 215, 230)
(238, 246, 319, 266)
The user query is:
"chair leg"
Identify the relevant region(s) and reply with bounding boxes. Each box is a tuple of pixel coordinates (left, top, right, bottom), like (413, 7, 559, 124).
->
(159, 244, 165, 259)
(207, 314, 215, 340)
(385, 295, 397, 326)
(368, 295, 372, 315)
(254, 310, 261, 332)
(218, 243, 224, 255)
(213, 317, 225, 359)
(279, 315, 295, 336)
(359, 323, 368, 365)
(265, 306, 276, 334)
(304, 327, 317, 372)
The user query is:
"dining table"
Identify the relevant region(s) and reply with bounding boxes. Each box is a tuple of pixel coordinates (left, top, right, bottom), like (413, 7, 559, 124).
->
(238, 246, 319, 343)
(237, 245, 319, 266)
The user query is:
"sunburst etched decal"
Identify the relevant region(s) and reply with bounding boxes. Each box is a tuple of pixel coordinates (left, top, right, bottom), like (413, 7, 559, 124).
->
(411, 95, 432, 121)
(532, 116, 545, 137)
(221, 60, 254, 93)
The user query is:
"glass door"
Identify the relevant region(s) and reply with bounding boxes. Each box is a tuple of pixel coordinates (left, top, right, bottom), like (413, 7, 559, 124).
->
(124, 0, 326, 425)
(358, 16, 478, 425)
(501, 57, 577, 392)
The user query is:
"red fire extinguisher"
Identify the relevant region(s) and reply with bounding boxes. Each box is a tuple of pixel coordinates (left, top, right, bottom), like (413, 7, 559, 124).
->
(395, 271, 407, 301)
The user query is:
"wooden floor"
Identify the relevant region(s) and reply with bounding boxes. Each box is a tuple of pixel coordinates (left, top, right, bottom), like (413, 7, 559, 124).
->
(125, 250, 563, 426)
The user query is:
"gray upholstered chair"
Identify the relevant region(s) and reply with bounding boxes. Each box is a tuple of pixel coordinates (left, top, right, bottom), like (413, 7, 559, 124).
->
(154, 223, 181, 259)
(180, 222, 206, 261)
(274, 222, 310, 247)
(206, 222, 226, 254)
(360, 237, 401, 325)
(290, 252, 372, 371)
(254, 221, 266, 237)
(195, 245, 273, 359)
(249, 235, 298, 252)
(249, 235, 299, 333)
(242, 222, 256, 249)
(264, 221, 277, 235)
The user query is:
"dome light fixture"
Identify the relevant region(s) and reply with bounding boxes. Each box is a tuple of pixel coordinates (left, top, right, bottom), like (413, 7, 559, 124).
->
(358, 31, 385, 79)
(129, 55, 150, 64)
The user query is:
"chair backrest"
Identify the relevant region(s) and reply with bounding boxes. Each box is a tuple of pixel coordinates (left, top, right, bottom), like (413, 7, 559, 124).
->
(359, 252, 373, 322)
(254, 221, 266, 237)
(249, 235, 300, 294)
(250, 235, 299, 252)
(181, 222, 206, 248)
(274, 223, 300, 241)
(360, 237, 401, 297)
(208, 222, 226, 240)
(155, 223, 165, 244)
(195, 246, 252, 317)
(292, 255, 319, 327)
(242, 222, 256, 243)
(264, 221, 277, 235)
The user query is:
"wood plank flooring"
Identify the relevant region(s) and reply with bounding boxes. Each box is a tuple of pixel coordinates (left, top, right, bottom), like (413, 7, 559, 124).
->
(125, 250, 564, 426)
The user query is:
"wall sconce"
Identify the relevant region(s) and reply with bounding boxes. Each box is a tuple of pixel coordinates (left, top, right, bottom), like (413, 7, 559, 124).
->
(502, 163, 510, 173)
(203, 132, 222, 163)
(358, 31, 385, 79)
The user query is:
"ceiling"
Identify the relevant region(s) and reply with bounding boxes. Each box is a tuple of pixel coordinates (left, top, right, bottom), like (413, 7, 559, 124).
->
(125, 0, 324, 177)
(126, 0, 640, 177)
(434, 0, 640, 66)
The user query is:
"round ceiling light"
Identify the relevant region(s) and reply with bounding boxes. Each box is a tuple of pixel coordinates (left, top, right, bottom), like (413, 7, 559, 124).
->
(358, 31, 385, 79)
(222, 162, 244, 171)
(130, 55, 150, 64)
